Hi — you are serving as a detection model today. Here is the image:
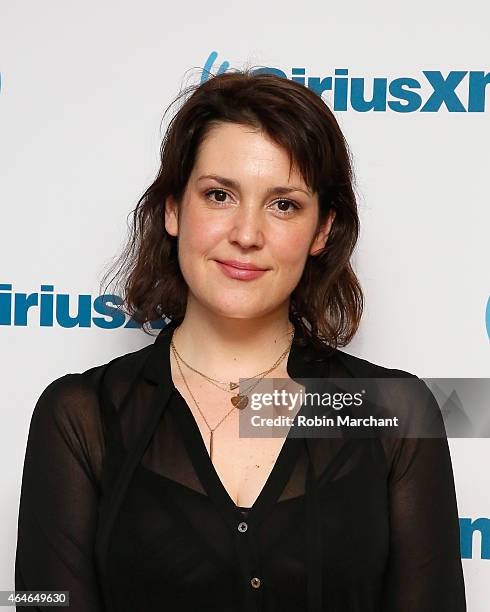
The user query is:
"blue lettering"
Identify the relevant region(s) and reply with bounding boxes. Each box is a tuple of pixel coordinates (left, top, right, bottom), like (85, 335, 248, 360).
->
(92, 294, 126, 329)
(306, 76, 332, 97)
(251, 66, 287, 78)
(14, 292, 38, 326)
(486, 294, 490, 339)
(0, 283, 169, 330)
(350, 77, 387, 112)
(291, 67, 306, 87)
(40, 285, 54, 326)
(55, 294, 92, 328)
(460, 517, 490, 559)
(200, 56, 490, 113)
(388, 77, 422, 112)
(333, 68, 349, 111)
(0, 284, 12, 325)
(468, 71, 490, 112)
(421, 71, 467, 112)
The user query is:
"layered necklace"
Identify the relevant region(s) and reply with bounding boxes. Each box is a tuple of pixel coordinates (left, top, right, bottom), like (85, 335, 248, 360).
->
(170, 325, 295, 460)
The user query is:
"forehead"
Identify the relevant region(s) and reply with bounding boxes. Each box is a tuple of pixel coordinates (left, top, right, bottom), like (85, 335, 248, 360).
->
(192, 122, 308, 188)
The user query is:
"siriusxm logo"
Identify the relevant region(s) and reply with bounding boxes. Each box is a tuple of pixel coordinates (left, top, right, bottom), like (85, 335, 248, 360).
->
(486, 295, 490, 340)
(460, 517, 490, 559)
(2, 284, 490, 337)
(202, 52, 490, 113)
(0, 284, 165, 329)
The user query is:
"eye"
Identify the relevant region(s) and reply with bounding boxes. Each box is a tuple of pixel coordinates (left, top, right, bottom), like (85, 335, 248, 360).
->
(270, 199, 301, 217)
(204, 189, 231, 205)
(204, 189, 300, 217)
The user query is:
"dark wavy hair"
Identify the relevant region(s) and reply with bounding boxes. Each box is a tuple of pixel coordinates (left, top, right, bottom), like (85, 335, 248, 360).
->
(99, 67, 363, 351)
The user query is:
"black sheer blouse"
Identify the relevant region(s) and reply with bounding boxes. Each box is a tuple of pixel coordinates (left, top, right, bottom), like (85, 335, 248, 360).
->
(15, 318, 466, 611)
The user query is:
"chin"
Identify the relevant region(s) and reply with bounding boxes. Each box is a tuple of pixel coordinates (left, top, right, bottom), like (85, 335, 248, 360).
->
(198, 296, 271, 320)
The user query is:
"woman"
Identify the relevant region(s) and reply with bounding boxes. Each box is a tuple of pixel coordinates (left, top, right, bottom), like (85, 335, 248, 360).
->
(15, 69, 466, 611)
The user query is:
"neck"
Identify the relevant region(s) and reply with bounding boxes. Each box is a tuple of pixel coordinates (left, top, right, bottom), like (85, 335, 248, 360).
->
(171, 301, 295, 380)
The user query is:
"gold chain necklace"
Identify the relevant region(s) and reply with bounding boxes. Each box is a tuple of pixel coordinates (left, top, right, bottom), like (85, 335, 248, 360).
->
(170, 327, 295, 460)
(171, 326, 294, 399)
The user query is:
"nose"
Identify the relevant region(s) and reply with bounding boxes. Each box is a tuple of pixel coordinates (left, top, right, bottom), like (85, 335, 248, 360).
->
(227, 203, 265, 250)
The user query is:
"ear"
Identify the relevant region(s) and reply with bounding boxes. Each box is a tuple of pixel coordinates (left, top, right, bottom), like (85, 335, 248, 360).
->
(164, 195, 179, 237)
(309, 208, 336, 257)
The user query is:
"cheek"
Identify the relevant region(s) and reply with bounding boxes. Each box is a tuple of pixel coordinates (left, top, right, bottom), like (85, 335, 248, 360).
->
(270, 228, 313, 269)
(179, 206, 222, 255)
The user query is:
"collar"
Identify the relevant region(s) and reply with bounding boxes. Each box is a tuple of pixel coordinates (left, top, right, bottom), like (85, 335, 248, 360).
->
(142, 317, 333, 385)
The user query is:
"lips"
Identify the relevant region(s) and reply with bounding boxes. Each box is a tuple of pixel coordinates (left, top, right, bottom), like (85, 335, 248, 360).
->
(214, 260, 269, 281)
(215, 259, 268, 271)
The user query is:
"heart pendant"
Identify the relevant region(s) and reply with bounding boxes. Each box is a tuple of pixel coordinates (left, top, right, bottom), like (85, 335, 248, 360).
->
(231, 394, 248, 409)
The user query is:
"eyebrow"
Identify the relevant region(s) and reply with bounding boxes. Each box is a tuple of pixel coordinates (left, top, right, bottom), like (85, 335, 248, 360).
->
(197, 174, 312, 197)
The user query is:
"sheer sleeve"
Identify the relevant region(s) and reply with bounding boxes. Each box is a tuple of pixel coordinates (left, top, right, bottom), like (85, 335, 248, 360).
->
(15, 374, 106, 611)
(380, 379, 466, 611)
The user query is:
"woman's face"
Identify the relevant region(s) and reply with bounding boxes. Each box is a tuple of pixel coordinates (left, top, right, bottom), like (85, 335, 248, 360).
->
(165, 121, 336, 321)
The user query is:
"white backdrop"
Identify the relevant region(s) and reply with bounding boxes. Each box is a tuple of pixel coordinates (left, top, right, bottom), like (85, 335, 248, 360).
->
(1, 1, 489, 609)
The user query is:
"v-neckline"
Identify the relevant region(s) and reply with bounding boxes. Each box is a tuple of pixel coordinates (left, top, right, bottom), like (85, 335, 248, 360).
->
(171, 387, 303, 527)
(148, 319, 331, 525)
(164, 321, 310, 527)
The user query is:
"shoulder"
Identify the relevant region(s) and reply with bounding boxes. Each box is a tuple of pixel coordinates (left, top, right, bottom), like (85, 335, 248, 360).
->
(32, 342, 155, 428)
(328, 347, 445, 441)
(329, 346, 438, 411)
(327, 346, 418, 379)
(326, 346, 443, 425)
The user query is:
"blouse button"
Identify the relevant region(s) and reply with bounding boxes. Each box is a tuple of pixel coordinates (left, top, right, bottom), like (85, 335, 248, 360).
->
(238, 521, 248, 533)
(250, 577, 261, 589)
